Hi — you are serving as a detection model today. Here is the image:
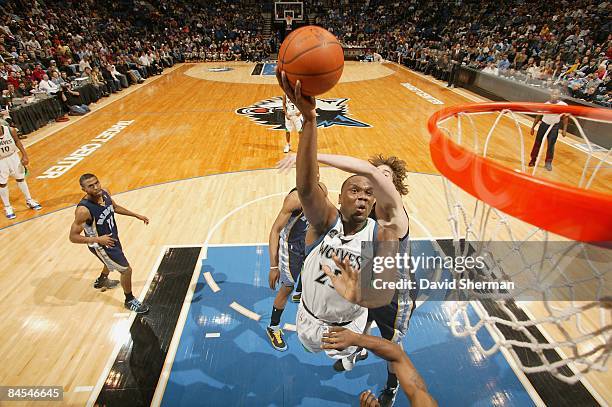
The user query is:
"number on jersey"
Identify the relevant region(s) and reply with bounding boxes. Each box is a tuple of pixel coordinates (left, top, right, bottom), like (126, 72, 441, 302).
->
(314, 264, 339, 289)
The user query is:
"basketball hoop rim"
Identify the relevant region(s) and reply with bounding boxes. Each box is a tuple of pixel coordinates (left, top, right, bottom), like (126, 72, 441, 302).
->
(427, 102, 612, 243)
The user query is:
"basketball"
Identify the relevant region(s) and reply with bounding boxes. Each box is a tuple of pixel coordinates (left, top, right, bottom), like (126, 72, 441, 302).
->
(277, 25, 344, 96)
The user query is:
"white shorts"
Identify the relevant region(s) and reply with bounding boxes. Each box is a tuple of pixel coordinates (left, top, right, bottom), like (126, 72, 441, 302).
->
(296, 302, 367, 359)
(285, 115, 303, 133)
(0, 152, 25, 184)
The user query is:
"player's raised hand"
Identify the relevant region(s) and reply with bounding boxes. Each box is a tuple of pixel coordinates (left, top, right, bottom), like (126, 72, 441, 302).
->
(322, 254, 361, 304)
(276, 70, 316, 121)
(321, 327, 358, 351)
(276, 154, 297, 173)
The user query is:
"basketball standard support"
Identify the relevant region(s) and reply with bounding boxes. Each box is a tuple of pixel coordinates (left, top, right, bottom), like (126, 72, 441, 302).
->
(274, 1, 304, 21)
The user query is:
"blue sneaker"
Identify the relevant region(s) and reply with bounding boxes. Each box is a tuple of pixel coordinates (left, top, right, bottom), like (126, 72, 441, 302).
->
(124, 298, 150, 314)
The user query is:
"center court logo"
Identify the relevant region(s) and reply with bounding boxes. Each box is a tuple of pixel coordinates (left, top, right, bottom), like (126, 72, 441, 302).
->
(236, 97, 371, 130)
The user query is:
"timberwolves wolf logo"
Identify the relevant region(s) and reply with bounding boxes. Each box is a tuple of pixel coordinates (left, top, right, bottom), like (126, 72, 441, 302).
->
(236, 97, 371, 130)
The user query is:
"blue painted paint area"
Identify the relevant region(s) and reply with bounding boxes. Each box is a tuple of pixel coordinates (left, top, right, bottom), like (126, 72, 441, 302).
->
(262, 63, 278, 76)
(161, 243, 535, 407)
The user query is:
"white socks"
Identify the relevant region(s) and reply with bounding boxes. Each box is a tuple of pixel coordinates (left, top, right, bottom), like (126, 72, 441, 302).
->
(17, 181, 32, 201)
(0, 186, 9, 207)
(1, 182, 33, 207)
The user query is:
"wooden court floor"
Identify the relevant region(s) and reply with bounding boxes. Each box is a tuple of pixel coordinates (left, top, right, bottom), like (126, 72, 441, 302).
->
(0, 62, 609, 405)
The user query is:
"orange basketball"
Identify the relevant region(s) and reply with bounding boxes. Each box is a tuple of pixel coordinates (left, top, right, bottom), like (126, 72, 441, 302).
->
(277, 26, 344, 96)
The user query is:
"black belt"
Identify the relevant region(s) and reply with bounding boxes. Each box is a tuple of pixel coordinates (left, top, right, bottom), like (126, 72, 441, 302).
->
(302, 300, 352, 327)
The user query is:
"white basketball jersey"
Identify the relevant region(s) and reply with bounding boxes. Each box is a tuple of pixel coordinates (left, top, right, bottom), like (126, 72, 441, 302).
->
(301, 214, 376, 323)
(0, 126, 17, 159)
(286, 100, 299, 118)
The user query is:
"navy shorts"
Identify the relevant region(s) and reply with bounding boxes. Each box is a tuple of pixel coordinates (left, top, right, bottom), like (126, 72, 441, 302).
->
(279, 249, 305, 287)
(88, 242, 130, 273)
(367, 290, 415, 343)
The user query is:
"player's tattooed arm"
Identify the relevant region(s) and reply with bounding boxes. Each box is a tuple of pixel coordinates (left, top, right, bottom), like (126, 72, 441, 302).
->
(322, 327, 437, 407)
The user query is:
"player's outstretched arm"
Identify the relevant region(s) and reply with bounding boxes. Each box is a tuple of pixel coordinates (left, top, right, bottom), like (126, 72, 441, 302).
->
(322, 328, 438, 407)
(268, 191, 301, 289)
(277, 153, 407, 237)
(316, 153, 406, 232)
(111, 197, 149, 224)
(277, 70, 336, 234)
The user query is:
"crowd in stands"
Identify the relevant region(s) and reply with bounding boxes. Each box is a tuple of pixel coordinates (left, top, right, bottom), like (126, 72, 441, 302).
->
(315, 0, 611, 107)
(1, 0, 609, 129)
(156, 0, 273, 62)
(0, 0, 180, 128)
(0, 0, 274, 133)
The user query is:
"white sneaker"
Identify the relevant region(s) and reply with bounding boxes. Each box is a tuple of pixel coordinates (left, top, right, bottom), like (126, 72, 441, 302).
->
(4, 206, 15, 219)
(26, 199, 42, 210)
(283, 144, 290, 153)
(333, 348, 368, 372)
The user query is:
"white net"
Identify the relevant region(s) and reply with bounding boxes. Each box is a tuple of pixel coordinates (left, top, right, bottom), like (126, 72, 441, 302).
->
(432, 104, 611, 385)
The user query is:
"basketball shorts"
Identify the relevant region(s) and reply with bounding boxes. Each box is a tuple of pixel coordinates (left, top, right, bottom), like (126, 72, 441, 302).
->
(367, 289, 415, 343)
(0, 152, 25, 184)
(279, 247, 305, 287)
(285, 115, 303, 132)
(88, 242, 130, 273)
(296, 301, 367, 359)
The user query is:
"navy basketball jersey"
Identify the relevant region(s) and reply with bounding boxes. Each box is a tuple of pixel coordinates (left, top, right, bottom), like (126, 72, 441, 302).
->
(77, 191, 120, 247)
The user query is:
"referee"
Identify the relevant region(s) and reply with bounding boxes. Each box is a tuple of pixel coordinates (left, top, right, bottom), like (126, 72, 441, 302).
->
(529, 89, 569, 171)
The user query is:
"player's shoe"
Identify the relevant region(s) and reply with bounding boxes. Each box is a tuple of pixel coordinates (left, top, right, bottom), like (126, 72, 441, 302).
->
(545, 162, 553, 171)
(333, 348, 368, 372)
(124, 298, 150, 314)
(378, 386, 399, 407)
(26, 199, 42, 210)
(4, 206, 16, 219)
(93, 276, 120, 290)
(283, 144, 290, 153)
(291, 291, 301, 303)
(528, 160, 536, 167)
(266, 326, 287, 351)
